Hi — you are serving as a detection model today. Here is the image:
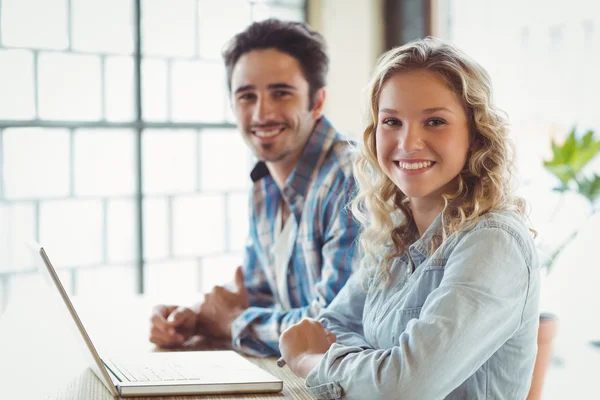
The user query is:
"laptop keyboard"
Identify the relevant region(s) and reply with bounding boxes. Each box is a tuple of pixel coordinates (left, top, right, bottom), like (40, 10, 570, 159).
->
(104, 359, 205, 382)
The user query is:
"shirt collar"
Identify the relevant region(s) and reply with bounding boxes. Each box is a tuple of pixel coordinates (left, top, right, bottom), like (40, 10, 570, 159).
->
(410, 212, 443, 259)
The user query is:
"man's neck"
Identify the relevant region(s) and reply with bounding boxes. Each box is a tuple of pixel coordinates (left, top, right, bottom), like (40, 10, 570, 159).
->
(266, 159, 297, 189)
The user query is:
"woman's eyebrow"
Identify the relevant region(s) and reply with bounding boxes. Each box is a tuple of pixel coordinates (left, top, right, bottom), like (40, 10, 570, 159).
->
(423, 107, 453, 115)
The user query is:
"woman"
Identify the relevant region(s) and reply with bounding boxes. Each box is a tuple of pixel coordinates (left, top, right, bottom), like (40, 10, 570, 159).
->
(278, 38, 540, 399)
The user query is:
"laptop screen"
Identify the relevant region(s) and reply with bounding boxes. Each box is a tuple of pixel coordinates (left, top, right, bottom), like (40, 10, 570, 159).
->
(30, 242, 119, 397)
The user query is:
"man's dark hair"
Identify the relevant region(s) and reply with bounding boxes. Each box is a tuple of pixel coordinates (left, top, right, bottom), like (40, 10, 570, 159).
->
(222, 18, 329, 109)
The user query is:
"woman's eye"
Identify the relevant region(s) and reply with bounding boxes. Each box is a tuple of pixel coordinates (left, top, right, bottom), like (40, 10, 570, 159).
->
(426, 118, 446, 126)
(382, 118, 400, 126)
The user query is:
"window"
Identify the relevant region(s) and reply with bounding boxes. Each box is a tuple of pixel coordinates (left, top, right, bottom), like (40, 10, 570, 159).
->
(0, 0, 306, 314)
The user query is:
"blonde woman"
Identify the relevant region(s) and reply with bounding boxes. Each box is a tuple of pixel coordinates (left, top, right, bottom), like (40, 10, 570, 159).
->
(279, 38, 540, 399)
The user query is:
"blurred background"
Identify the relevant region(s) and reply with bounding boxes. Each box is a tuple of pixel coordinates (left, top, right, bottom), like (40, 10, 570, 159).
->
(0, 0, 599, 398)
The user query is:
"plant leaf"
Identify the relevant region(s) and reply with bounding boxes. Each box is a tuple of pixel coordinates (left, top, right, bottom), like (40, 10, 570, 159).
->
(543, 128, 600, 184)
(571, 140, 600, 174)
(552, 184, 570, 192)
(582, 130, 595, 148)
(576, 174, 600, 204)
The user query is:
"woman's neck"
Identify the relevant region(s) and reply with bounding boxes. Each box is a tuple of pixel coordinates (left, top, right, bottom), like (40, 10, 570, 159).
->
(410, 197, 445, 237)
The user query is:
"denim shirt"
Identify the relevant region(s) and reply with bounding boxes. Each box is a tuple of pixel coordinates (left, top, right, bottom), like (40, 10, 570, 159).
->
(306, 210, 540, 400)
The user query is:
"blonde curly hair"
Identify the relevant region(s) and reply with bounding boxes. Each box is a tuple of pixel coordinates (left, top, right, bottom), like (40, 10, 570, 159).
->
(352, 37, 526, 286)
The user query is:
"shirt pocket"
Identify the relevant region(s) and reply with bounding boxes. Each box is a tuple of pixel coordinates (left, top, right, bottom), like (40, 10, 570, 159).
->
(392, 306, 423, 344)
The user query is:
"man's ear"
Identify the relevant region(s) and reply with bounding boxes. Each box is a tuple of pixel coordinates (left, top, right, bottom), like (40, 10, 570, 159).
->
(311, 88, 326, 119)
(228, 94, 235, 112)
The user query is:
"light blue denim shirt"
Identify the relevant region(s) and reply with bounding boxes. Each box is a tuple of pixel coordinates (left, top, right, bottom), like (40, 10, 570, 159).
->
(306, 210, 540, 400)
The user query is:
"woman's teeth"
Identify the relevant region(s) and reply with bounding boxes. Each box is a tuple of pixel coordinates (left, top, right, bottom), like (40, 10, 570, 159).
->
(398, 161, 433, 170)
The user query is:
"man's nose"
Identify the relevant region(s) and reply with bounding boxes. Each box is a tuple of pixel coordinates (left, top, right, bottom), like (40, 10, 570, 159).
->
(253, 96, 276, 122)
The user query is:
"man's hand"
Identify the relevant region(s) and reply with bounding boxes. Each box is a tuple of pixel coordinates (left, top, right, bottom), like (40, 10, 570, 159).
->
(149, 305, 199, 348)
(197, 266, 249, 339)
(279, 318, 336, 378)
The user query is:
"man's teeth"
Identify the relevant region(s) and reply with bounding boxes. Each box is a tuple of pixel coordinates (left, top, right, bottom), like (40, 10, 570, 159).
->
(254, 128, 283, 138)
(399, 161, 433, 170)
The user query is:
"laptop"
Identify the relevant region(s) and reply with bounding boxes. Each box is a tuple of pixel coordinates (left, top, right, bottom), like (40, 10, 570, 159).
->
(30, 242, 283, 397)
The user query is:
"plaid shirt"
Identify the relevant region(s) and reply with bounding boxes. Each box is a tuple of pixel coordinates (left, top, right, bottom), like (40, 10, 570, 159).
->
(231, 116, 360, 357)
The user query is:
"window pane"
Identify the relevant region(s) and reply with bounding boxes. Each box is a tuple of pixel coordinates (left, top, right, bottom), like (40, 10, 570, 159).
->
(106, 200, 137, 264)
(142, 0, 196, 57)
(141, 59, 168, 121)
(197, 0, 251, 60)
(0, 203, 36, 272)
(38, 53, 102, 121)
(252, 4, 304, 22)
(1, 0, 68, 49)
(277, 0, 305, 5)
(39, 200, 103, 267)
(105, 57, 135, 122)
(0, 50, 35, 120)
(8, 272, 65, 310)
(200, 254, 242, 293)
(3, 128, 70, 198)
(0, 279, 6, 315)
(142, 130, 197, 194)
(227, 192, 249, 252)
(199, 129, 250, 191)
(72, 0, 134, 54)
(172, 194, 226, 256)
(270, 0, 306, 5)
(171, 61, 226, 122)
(74, 129, 136, 196)
(144, 260, 200, 298)
(225, 100, 236, 124)
(142, 198, 169, 261)
(77, 264, 136, 295)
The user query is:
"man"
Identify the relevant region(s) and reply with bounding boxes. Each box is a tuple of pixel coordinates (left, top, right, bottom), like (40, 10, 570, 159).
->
(149, 19, 359, 357)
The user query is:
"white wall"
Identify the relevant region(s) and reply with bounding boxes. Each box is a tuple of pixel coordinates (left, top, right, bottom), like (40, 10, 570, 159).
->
(308, 0, 384, 139)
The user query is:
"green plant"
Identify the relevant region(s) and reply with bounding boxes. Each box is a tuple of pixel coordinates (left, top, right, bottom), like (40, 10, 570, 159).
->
(541, 127, 600, 270)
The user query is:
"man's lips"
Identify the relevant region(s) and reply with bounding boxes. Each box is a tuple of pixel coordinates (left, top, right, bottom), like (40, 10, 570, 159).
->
(251, 126, 286, 140)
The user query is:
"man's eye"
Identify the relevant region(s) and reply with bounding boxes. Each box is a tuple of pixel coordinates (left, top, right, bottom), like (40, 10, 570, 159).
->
(238, 93, 255, 101)
(274, 90, 290, 98)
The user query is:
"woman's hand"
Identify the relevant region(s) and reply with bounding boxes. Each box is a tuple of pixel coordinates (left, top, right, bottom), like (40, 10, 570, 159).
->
(279, 318, 336, 378)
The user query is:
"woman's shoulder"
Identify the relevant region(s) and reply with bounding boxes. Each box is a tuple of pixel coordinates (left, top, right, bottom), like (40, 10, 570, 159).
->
(457, 210, 537, 267)
(474, 210, 533, 239)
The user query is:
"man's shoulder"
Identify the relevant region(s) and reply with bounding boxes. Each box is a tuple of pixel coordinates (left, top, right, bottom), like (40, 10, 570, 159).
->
(319, 136, 357, 179)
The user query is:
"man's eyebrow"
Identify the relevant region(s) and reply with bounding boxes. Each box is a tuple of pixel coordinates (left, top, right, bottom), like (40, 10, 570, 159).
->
(234, 84, 256, 95)
(234, 83, 297, 94)
(267, 83, 297, 90)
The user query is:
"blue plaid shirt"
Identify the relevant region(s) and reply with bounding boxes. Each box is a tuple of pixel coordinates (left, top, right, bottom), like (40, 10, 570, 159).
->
(231, 116, 360, 357)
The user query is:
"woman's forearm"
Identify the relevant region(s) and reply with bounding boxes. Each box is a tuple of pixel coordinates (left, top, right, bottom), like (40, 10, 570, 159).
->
(291, 353, 325, 379)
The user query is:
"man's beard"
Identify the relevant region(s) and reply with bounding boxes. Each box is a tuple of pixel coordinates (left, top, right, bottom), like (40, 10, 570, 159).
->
(258, 143, 290, 163)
